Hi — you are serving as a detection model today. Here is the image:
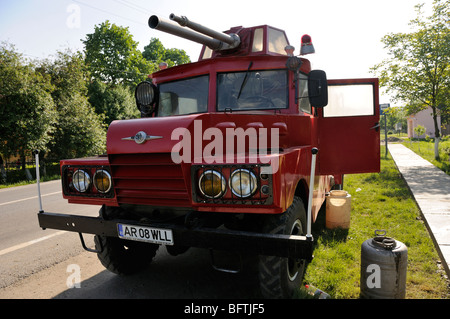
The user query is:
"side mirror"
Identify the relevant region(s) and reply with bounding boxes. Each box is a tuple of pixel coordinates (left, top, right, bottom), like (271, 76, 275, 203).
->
(308, 70, 328, 108)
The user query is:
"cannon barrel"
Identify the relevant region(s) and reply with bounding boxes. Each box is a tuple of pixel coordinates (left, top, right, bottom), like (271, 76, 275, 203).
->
(148, 14, 240, 51)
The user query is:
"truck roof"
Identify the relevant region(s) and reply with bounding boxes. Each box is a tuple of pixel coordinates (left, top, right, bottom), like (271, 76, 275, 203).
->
(198, 25, 291, 61)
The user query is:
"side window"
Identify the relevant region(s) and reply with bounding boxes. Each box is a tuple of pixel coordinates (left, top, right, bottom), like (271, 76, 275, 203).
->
(252, 28, 264, 52)
(298, 74, 311, 114)
(268, 27, 288, 55)
(157, 75, 209, 117)
(202, 46, 213, 60)
(324, 84, 375, 117)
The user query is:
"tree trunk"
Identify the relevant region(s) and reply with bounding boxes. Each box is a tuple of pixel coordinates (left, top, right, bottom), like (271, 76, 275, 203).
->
(435, 137, 441, 161)
(431, 105, 441, 160)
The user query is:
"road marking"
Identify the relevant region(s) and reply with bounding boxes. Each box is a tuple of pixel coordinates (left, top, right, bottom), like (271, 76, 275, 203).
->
(0, 191, 61, 207)
(0, 231, 67, 257)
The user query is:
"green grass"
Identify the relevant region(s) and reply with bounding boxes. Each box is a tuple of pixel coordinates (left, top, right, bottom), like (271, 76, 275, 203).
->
(2, 151, 449, 298)
(0, 163, 60, 189)
(401, 139, 450, 175)
(303, 153, 449, 299)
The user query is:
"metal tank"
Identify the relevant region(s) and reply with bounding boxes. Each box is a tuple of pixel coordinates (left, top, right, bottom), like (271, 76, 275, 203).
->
(360, 230, 408, 299)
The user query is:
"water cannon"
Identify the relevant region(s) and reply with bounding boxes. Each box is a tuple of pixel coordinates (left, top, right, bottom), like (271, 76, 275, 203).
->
(149, 14, 240, 51)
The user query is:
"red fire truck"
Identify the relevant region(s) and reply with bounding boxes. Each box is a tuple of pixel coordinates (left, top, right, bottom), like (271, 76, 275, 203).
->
(36, 14, 380, 298)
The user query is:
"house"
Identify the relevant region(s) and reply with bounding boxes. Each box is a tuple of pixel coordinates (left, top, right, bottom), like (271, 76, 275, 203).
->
(407, 107, 441, 138)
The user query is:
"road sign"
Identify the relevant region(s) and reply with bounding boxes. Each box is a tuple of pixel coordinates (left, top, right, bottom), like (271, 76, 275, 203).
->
(380, 103, 390, 115)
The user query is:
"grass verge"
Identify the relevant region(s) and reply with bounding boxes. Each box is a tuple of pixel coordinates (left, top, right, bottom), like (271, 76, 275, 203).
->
(0, 163, 60, 189)
(302, 152, 449, 299)
(401, 139, 450, 175)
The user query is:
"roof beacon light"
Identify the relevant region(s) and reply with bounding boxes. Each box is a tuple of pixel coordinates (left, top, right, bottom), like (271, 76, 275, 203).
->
(300, 34, 315, 56)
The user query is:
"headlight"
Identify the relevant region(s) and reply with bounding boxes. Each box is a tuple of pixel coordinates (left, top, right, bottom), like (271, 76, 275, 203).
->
(135, 81, 157, 115)
(198, 170, 227, 198)
(93, 169, 112, 193)
(229, 169, 257, 198)
(72, 169, 91, 193)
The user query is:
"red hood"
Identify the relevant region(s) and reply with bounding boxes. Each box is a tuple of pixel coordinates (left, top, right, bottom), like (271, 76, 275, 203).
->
(107, 113, 310, 157)
(107, 114, 203, 155)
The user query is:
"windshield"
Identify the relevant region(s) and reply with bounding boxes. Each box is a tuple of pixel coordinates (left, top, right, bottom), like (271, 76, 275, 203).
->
(217, 69, 288, 111)
(157, 75, 209, 117)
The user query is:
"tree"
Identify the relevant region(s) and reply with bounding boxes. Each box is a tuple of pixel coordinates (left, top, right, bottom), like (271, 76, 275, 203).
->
(0, 43, 56, 169)
(414, 124, 426, 137)
(37, 50, 107, 159)
(371, 0, 450, 159)
(143, 38, 191, 67)
(382, 106, 408, 134)
(83, 20, 155, 88)
(88, 79, 138, 126)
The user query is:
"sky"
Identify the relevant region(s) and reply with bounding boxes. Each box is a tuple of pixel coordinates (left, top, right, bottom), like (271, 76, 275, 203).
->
(0, 0, 435, 106)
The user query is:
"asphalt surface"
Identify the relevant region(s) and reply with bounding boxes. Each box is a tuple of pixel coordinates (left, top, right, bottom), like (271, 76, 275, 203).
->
(0, 180, 260, 299)
(1, 144, 449, 299)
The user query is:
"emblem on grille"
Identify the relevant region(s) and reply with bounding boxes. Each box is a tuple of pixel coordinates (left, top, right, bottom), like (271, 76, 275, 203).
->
(122, 131, 163, 144)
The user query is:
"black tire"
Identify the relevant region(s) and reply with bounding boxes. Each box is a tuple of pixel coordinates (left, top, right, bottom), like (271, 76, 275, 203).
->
(95, 235, 159, 275)
(95, 206, 159, 275)
(258, 196, 308, 298)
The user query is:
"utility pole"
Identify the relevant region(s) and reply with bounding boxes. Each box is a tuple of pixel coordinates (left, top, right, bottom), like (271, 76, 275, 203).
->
(380, 104, 390, 158)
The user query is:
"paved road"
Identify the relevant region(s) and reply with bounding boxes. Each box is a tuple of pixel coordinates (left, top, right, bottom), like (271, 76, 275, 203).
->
(0, 180, 99, 290)
(0, 181, 259, 299)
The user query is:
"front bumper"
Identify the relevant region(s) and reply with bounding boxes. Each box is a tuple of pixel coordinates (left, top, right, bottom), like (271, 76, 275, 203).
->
(37, 211, 314, 260)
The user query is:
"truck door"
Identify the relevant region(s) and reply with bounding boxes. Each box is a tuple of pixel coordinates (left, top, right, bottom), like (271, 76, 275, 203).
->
(318, 78, 380, 175)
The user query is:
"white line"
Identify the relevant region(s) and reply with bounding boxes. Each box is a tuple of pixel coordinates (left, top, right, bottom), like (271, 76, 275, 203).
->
(0, 191, 61, 207)
(0, 231, 67, 257)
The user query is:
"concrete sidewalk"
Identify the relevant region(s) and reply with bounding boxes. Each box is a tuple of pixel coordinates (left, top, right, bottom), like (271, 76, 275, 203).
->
(388, 143, 450, 278)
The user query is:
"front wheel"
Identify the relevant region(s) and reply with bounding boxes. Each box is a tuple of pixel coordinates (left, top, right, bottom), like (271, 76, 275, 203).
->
(258, 196, 308, 298)
(94, 206, 159, 275)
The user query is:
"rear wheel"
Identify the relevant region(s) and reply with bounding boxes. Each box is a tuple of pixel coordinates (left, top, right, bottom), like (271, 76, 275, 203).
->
(258, 196, 308, 298)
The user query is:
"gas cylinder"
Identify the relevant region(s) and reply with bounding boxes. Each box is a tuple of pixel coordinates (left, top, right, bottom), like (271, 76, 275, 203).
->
(360, 230, 408, 299)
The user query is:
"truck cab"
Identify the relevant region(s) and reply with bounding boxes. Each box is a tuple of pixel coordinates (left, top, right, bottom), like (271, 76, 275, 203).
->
(37, 14, 380, 299)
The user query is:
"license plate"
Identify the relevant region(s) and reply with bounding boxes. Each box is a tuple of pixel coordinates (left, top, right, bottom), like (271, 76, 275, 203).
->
(117, 223, 174, 245)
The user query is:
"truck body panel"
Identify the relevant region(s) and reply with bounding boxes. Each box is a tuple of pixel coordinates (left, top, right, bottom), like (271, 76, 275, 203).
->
(36, 14, 380, 298)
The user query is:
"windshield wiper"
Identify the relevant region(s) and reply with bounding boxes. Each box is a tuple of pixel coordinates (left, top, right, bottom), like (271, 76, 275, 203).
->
(237, 61, 253, 99)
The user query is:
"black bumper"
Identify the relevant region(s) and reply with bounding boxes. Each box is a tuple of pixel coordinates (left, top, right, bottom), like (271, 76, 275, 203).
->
(37, 211, 314, 260)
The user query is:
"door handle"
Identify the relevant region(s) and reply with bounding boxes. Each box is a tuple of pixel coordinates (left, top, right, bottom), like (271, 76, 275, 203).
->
(370, 123, 380, 131)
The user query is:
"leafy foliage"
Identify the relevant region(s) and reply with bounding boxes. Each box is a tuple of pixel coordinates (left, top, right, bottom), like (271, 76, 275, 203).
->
(83, 20, 155, 88)
(0, 43, 56, 166)
(88, 79, 138, 126)
(371, 0, 449, 144)
(143, 38, 191, 67)
(0, 20, 192, 167)
(37, 50, 107, 159)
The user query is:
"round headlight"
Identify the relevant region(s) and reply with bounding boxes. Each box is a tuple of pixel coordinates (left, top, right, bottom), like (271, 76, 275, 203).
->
(198, 170, 227, 199)
(135, 81, 157, 115)
(229, 169, 258, 198)
(93, 169, 112, 193)
(72, 169, 91, 193)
